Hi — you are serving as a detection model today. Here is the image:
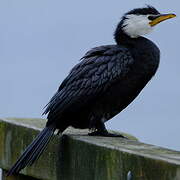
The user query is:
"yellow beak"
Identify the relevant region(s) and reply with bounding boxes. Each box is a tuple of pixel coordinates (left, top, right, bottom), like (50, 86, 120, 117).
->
(149, 13, 176, 27)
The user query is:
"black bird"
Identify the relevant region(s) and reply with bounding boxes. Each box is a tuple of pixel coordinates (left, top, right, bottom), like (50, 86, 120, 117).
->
(7, 6, 176, 175)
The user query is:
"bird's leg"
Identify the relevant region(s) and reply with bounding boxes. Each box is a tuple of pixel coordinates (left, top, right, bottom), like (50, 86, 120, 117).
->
(88, 120, 126, 138)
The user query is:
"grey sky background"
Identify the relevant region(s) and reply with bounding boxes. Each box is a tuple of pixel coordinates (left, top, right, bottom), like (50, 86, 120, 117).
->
(0, 0, 179, 150)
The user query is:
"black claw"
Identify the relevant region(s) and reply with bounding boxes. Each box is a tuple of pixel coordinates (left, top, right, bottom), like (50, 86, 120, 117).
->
(88, 130, 127, 138)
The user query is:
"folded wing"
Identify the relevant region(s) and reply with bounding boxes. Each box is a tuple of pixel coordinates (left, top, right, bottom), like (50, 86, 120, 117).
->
(44, 45, 134, 122)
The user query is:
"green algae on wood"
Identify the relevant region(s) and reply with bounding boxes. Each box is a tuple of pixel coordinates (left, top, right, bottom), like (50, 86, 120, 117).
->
(0, 118, 180, 180)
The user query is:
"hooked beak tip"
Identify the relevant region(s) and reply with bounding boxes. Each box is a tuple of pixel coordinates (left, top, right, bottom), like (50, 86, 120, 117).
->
(149, 13, 176, 26)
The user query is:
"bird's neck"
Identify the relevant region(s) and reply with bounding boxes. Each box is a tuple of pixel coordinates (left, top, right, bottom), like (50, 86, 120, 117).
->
(114, 29, 140, 47)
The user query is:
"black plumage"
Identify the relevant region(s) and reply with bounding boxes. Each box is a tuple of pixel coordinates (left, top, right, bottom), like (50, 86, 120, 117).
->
(44, 41, 159, 131)
(125, 5, 159, 15)
(8, 5, 176, 175)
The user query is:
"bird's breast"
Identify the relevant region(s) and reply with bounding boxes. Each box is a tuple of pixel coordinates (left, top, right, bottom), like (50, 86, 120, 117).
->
(96, 41, 160, 120)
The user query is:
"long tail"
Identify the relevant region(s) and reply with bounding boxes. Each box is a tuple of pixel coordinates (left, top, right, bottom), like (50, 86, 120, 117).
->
(7, 124, 56, 176)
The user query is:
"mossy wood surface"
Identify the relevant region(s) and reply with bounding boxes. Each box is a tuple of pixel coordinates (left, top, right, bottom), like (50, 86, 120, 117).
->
(0, 118, 180, 180)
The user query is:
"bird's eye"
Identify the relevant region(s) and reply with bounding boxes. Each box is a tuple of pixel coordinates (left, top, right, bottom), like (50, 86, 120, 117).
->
(148, 15, 156, 20)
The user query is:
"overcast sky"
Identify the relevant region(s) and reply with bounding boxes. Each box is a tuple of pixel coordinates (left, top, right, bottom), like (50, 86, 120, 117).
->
(0, 0, 179, 150)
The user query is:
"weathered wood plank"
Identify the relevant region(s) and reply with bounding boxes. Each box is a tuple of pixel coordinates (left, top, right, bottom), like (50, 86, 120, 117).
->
(0, 118, 180, 180)
(1, 169, 37, 180)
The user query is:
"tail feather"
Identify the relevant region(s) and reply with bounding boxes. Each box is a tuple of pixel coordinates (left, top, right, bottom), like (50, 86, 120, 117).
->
(27, 128, 54, 166)
(7, 125, 56, 176)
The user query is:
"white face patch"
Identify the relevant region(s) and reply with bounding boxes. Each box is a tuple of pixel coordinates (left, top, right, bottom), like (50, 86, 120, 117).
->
(122, 14, 154, 38)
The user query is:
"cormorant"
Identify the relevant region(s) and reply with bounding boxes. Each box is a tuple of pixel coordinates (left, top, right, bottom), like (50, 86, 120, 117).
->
(7, 6, 176, 175)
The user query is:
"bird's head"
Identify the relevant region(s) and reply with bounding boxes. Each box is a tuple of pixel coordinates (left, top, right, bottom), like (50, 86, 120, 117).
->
(114, 6, 176, 43)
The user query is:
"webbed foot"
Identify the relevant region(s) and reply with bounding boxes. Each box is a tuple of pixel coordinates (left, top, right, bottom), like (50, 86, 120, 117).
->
(88, 130, 127, 138)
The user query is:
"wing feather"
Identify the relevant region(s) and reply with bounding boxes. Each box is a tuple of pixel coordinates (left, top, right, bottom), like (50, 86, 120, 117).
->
(44, 45, 134, 120)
